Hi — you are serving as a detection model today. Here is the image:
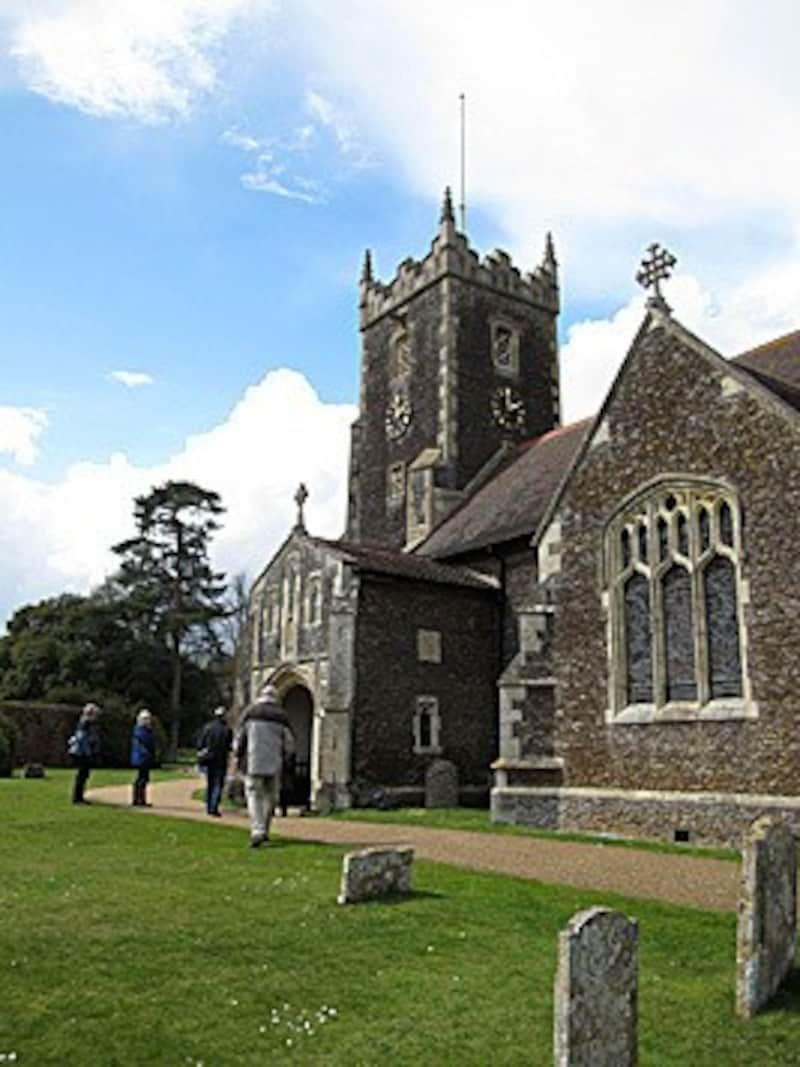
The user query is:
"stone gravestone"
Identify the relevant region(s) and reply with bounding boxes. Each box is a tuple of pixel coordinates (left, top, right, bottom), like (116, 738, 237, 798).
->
(554, 906, 638, 1067)
(425, 759, 458, 808)
(337, 846, 414, 905)
(736, 816, 797, 1019)
(23, 763, 45, 779)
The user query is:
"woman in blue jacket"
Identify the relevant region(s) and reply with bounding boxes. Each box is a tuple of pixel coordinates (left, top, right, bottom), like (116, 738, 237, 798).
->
(69, 702, 101, 804)
(130, 709, 157, 807)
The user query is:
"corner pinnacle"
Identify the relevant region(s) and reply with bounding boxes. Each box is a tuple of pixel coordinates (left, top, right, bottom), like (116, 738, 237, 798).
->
(360, 248, 373, 284)
(440, 186, 455, 225)
(543, 232, 557, 274)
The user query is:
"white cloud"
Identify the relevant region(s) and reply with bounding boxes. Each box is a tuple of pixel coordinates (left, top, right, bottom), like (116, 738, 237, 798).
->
(290, 1, 800, 300)
(108, 370, 155, 388)
(8, 0, 270, 123)
(0, 405, 48, 466)
(0, 370, 355, 629)
(240, 164, 322, 203)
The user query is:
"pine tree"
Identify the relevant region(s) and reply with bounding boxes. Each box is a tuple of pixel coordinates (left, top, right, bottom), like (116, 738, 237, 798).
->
(112, 480, 227, 758)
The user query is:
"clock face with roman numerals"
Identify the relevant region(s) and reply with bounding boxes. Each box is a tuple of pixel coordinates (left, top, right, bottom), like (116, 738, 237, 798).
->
(385, 389, 412, 439)
(490, 385, 526, 429)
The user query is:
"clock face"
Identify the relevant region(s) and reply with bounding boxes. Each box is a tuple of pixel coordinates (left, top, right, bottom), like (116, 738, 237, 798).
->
(490, 385, 526, 429)
(385, 389, 412, 439)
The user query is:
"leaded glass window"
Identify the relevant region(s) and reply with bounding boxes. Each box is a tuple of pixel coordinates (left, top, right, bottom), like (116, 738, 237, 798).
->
(624, 573, 652, 703)
(607, 481, 747, 718)
(704, 555, 742, 698)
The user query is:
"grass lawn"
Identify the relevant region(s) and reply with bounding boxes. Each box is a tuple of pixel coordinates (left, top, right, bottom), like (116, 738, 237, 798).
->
(2, 771, 799, 1065)
(331, 805, 740, 862)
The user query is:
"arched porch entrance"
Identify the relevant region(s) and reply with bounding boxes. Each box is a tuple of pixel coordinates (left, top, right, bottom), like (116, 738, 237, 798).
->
(267, 666, 314, 810)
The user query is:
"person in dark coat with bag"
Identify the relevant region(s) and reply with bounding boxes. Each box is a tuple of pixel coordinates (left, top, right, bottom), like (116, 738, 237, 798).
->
(69, 702, 101, 805)
(130, 709, 157, 807)
(197, 706, 233, 817)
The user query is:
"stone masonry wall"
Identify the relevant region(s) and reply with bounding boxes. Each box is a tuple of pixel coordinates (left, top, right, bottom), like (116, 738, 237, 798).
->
(352, 575, 499, 794)
(552, 322, 800, 797)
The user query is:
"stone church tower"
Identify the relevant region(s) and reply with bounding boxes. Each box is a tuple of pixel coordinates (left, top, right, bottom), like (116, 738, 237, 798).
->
(346, 189, 561, 550)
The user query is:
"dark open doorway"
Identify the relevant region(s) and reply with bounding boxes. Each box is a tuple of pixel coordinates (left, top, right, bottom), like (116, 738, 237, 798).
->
(281, 684, 313, 810)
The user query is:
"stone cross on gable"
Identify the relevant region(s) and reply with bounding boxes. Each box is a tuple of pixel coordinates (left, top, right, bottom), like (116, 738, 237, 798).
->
(294, 482, 308, 532)
(636, 242, 677, 312)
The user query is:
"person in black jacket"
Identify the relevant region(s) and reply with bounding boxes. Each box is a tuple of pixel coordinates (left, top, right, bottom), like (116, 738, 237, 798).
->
(198, 706, 233, 817)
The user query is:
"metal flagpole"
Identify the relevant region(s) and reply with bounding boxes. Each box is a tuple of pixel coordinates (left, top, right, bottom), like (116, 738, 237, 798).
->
(459, 93, 466, 233)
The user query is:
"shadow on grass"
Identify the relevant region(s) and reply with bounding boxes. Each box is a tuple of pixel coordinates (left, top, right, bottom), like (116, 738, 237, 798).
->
(342, 888, 446, 906)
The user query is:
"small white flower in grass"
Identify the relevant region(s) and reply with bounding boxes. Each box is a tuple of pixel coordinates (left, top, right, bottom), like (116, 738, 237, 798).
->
(426, 945, 434, 952)
(283, 1003, 289, 1011)
(259, 1025, 266, 1034)
(286, 1039, 293, 1047)
(458, 931, 466, 939)
(230, 999, 238, 1006)
(328, 1008, 338, 1018)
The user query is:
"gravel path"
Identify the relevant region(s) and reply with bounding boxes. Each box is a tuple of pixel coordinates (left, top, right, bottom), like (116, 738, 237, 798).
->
(89, 775, 740, 912)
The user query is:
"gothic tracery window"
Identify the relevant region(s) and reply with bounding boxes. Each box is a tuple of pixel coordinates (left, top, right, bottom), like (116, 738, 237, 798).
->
(607, 481, 747, 719)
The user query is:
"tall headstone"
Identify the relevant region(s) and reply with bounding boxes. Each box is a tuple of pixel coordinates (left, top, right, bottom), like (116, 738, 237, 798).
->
(736, 816, 797, 1019)
(553, 907, 638, 1067)
(425, 758, 459, 808)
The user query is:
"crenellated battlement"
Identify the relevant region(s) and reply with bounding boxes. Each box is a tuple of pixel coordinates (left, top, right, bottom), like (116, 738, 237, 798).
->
(359, 192, 559, 329)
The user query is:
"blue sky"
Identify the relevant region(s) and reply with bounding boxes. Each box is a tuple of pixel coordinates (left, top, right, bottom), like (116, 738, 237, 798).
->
(1, 1, 799, 631)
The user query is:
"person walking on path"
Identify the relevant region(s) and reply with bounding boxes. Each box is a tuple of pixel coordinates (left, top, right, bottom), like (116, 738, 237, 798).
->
(235, 684, 294, 848)
(197, 705, 233, 817)
(130, 709, 157, 807)
(69, 702, 101, 805)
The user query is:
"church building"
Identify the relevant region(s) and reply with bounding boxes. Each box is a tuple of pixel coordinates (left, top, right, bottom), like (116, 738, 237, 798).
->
(245, 192, 800, 846)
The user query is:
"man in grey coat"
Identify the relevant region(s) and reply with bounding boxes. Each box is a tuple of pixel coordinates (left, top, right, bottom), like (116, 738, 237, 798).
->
(235, 684, 295, 848)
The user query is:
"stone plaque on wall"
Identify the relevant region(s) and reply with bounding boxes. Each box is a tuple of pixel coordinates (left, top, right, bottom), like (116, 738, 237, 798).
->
(554, 906, 638, 1066)
(736, 816, 797, 1018)
(417, 628, 442, 663)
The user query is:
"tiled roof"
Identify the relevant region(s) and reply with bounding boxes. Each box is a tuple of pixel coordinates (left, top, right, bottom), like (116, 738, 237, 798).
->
(310, 536, 498, 591)
(416, 419, 592, 560)
(733, 330, 800, 411)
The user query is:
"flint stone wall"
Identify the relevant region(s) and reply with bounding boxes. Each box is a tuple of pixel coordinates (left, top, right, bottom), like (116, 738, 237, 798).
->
(337, 846, 414, 905)
(736, 817, 797, 1018)
(425, 759, 459, 808)
(554, 907, 638, 1067)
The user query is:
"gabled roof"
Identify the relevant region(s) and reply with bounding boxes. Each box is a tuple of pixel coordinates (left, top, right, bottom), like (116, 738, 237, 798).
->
(416, 419, 592, 560)
(733, 330, 800, 411)
(533, 311, 800, 549)
(310, 536, 499, 591)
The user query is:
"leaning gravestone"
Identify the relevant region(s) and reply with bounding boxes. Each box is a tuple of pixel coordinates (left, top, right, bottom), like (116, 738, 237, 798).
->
(554, 907, 638, 1067)
(425, 759, 458, 808)
(736, 816, 797, 1019)
(337, 846, 414, 904)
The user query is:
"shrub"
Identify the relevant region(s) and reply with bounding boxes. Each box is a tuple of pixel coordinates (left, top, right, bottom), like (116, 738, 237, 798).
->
(0, 715, 20, 777)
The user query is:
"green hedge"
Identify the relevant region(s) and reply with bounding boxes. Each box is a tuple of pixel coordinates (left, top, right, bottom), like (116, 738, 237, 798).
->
(0, 715, 20, 777)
